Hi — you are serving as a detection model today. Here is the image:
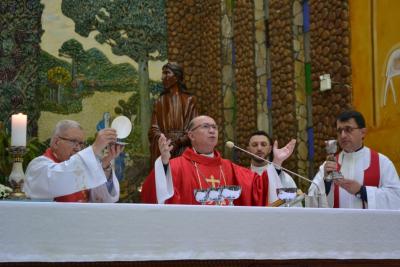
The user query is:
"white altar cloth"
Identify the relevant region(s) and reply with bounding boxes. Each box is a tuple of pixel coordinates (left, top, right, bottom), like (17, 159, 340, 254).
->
(0, 201, 399, 262)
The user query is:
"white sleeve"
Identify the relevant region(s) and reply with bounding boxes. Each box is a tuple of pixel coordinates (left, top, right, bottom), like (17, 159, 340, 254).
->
(89, 170, 120, 203)
(24, 147, 107, 199)
(308, 162, 330, 208)
(309, 163, 326, 196)
(266, 164, 282, 204)
(154, 157, 174, 204)
(281, 171, 297, 188)
(366, 154, 400, 210)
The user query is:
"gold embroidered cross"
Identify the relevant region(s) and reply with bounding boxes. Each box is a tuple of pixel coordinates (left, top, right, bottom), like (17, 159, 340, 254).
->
(205, 175, 220, 188)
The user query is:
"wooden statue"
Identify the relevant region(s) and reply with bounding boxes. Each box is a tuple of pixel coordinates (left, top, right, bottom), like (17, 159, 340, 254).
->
(148, 62, 198, 165)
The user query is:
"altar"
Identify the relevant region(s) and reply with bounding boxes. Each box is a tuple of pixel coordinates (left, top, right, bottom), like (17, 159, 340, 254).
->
(1, 201, 399, 266)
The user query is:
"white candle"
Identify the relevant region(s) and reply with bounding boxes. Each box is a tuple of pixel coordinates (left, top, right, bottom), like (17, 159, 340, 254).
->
(11, 113, 27, 146)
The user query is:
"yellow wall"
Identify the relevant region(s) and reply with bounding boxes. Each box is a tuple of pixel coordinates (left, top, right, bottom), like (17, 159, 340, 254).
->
(350, 0, 400, 172)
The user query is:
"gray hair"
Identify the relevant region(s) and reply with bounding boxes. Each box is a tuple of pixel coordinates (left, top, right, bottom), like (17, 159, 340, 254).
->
(50, 120, 82, 145)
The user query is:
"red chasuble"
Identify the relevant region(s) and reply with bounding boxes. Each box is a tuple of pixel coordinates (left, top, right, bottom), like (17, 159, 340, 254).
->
(42, 148, 89, 202)
(141, 147, 269, 206)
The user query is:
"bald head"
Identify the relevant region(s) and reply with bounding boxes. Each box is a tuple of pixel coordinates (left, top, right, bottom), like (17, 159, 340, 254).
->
(187, 116, 218, 154)
(187, 115, 212, 131)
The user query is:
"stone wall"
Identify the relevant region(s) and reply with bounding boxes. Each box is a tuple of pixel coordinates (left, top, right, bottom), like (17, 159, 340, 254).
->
(309, 0, 352, 170)
(268, 0, 297, 171)
(234, 0, 258, 160)
(293, 0, 309, 184)
(254, 0, 269, 133)
(165, 0, 353, 179)
(221, 0, 235, 156)
(166, 0, 224, 147)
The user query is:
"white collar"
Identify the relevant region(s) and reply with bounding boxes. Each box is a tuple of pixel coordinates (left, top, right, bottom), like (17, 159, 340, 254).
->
(193, 147, 214, 158)
(342, 146, 366, 156)
(250, 164, 268, 175)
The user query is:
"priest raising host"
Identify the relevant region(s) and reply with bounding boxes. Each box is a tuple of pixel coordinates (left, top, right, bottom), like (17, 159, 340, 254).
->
(24, 120, 123, 202)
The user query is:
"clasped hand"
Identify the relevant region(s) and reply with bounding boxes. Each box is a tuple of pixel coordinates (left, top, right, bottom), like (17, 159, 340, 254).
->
(324, 161, 361, 195)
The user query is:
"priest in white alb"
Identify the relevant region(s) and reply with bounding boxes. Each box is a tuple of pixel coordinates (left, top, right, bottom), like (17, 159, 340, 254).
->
(308, 110, 400, 209)
(24, 120, 123, 202)
(247, 130, 298, 205)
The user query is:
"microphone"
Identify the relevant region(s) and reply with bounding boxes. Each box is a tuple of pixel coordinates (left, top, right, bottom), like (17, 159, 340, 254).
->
(225, 141, 323, 195)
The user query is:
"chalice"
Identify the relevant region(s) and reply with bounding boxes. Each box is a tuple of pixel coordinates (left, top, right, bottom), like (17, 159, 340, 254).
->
(276, 187, 297, 207)
(221, 185, 242, 206)
(207, 187, 224, 205)
(324, 140, 344, 181)
(194, 188, 210, 205)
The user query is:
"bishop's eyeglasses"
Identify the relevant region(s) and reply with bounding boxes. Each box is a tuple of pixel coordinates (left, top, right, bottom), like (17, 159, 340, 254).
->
(58, 136, 86, 149)
(190, 123, 219, 132)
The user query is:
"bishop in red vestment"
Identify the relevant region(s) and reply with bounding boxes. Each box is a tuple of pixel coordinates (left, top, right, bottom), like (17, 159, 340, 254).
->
(141, 115, 270, 206)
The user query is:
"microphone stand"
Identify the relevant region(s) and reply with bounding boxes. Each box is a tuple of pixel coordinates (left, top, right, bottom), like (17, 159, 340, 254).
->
(226, 142, 324, 196)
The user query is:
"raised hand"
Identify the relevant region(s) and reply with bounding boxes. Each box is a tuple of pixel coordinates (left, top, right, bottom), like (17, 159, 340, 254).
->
(92, 128, 118, 156)
(101, 144, 125, 169)
(159, 133, 173, 165)
(272, 139, 296, 166)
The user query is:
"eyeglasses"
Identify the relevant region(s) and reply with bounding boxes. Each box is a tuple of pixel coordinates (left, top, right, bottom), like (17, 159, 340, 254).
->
(58, 136, 86, 149)
(336, 126, 360, 135)
(190, 123, 219, 132)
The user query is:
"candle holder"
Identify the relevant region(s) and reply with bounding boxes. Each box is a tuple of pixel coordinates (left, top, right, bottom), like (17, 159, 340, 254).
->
(8, 146, 27, 199)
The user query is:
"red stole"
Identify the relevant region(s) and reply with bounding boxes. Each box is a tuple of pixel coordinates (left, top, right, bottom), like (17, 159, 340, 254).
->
(333, 149, 380, 208)
(141, 147, 269, 206)
(42, 148, 89, 202)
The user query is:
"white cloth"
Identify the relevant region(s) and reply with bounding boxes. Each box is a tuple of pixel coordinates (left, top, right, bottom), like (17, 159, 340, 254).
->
(24, 146, 119, 202)
(2, 202, 400, 261)
(154, 157, 173, 204)
(250, 164, 299, 205)
(309, 146, 400, 209)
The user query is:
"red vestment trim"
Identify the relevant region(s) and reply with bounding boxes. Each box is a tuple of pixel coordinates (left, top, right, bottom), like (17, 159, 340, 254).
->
(333, 149, 380, 208)
(42, 148, 89, 202)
